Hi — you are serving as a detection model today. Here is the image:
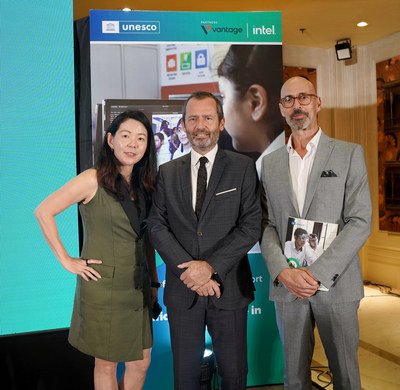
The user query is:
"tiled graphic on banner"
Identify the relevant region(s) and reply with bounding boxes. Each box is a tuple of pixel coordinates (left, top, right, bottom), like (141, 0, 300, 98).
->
(180, 52, 192, 71)
(166, 54, 177, 72)
(195, 50, 207, 69)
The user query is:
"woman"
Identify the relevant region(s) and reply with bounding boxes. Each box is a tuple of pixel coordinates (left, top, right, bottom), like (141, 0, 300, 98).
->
(217, 44, 284, 176)
(35, 110, 159, 390)
(172, 118, 191, 159)
(154, 131, 171, 167)
(169, 127, 180, 155)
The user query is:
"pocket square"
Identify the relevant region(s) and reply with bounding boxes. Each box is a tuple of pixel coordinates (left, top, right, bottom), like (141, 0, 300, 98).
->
(216, 188, 237, 196)
(321, 170, 337, 177)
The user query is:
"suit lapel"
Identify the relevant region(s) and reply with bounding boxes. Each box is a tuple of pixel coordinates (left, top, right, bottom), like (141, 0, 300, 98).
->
(265, 147, 298, 216)
(199, 148, 227, 219)
(179, 154, 196, 219)
(279, 149, 299, 216)
(302, 132, 334, 217)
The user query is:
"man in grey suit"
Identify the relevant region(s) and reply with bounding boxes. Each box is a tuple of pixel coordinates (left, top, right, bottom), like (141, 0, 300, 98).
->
(261, 77, 372, 390)
(148, 91, 261, 389)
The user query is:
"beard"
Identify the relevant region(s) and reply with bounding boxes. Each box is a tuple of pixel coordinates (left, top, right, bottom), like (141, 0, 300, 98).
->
(287, 109, 311, 131)
(188, 129, 219, 150)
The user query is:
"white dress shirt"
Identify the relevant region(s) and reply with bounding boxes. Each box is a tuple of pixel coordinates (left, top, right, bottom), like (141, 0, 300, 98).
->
(191, 145, 218, 211)
(284, 240, 317, 267)
(287, 129, 322, 216)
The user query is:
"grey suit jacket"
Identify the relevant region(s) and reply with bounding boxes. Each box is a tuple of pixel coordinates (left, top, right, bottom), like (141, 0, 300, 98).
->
(148, 148, 261, 310)
(261, 132, 372, 304)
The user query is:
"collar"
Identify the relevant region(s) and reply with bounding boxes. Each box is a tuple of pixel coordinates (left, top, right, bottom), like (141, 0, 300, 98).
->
(191, 144, 218, 166)
(287, 128, 322, 155)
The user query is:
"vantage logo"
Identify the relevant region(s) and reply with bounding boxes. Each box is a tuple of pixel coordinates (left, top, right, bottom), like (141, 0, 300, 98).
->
(201, 25, 211, 35)
(201, 25, 242, 35)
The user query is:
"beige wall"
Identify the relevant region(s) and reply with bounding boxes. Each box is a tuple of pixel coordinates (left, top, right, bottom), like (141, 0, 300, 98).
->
(282, 32, 400, 290)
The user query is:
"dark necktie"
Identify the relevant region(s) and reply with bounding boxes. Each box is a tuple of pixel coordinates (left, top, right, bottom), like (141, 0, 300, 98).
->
(195, 156, 208, 219)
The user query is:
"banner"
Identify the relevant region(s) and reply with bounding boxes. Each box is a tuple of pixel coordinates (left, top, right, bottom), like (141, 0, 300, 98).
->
(90, 11, 282, 43)
(90, 10, 284, 388)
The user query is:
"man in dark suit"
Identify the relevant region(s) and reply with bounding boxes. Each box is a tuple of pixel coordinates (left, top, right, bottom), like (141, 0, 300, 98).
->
(261, 77, 372, 389)
(148, 91, 261, 390)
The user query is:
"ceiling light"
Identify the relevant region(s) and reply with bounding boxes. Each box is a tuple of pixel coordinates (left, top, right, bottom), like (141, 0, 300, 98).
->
(122, 8, 131, 12)
(357, 21, 368, 27)
(335, 38, 352, 61)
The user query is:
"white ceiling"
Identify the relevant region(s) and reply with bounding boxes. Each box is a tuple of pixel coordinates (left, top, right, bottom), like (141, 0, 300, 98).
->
(73, 0, 400, 49)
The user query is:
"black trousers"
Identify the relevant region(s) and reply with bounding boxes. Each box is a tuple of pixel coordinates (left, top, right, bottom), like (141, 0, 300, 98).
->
(167, 296, 248, 390)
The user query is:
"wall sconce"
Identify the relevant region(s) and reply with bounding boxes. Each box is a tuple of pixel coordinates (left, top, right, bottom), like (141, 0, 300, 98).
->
(335, 38, 352, 60)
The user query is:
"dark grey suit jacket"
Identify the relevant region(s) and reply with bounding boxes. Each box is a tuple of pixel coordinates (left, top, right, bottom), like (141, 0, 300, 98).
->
(148, 148, 261, 310)
(261, 132, 372, 303)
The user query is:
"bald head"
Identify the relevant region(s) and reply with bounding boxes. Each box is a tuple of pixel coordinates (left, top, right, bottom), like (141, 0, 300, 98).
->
(280, 76, 316, 98)
(279, 77, 321, 132)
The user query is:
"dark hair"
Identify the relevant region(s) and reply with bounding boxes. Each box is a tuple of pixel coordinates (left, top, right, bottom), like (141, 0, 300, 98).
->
(182, 91, 224, 125)
(154, 132, 164, 142)
(217, 45, 282, 129)
(176, 117, 184, 129)
(294, 228, 308, 237)
(95, 110, 157, 208)
(160, 120, 169, 130)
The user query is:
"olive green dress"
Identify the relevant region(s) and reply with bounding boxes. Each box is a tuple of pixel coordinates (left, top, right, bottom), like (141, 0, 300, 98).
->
(68, 186, 152, 362)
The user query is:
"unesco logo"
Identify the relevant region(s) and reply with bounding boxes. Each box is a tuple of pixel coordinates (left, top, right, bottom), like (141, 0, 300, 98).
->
(102, 21, 160, 34)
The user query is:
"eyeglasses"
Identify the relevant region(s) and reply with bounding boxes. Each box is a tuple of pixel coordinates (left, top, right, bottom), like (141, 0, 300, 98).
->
(297, 235, 308, 241)
(279, 93, 318, 108)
